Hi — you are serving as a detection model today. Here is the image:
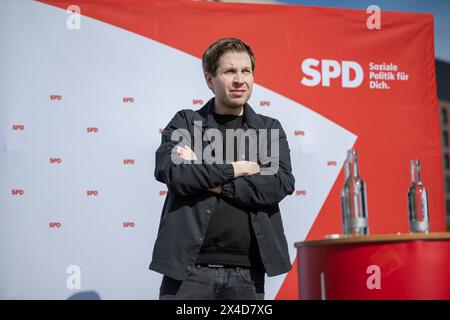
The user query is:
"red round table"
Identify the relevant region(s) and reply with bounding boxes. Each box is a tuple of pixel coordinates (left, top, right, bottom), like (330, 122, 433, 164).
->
(295, 233, 450, 299)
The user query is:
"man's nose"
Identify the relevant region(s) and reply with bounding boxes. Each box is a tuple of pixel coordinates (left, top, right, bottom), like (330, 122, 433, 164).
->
(233, 72, 244, 85)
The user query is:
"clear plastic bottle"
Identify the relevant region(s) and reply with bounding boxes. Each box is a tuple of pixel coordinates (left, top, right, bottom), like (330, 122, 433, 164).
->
(407, 159, 430, 233)
(341, 148, 369, 236)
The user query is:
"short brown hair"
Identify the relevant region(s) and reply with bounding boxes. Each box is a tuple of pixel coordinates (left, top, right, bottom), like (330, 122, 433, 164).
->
(202, 38, 256, 76)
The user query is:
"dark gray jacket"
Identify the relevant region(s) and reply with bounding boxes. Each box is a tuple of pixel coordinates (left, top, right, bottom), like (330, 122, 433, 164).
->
(149, 98, 295, 280)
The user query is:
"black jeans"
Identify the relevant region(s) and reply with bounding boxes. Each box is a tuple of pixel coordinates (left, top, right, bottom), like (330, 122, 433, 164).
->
(159, 264, 265, 300)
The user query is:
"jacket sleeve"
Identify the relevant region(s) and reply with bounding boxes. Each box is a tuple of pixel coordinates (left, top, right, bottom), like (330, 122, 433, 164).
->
(220, 119, 295, 209)
(155, 110, 235, 198)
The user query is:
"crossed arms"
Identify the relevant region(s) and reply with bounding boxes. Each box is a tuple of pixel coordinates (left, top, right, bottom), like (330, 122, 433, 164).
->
(154, 110, 295, 209)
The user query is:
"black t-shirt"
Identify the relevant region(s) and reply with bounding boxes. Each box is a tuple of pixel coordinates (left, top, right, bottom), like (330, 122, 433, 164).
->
(195, 112, 263, 269)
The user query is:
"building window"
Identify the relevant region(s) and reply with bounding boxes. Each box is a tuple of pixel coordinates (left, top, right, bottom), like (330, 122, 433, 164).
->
(446, 199, 450, 216)
(446, 176, 450, 193)
(445, 154, 450, 170)
(443, 131, 449, 147)
(441, 108, 448, 125)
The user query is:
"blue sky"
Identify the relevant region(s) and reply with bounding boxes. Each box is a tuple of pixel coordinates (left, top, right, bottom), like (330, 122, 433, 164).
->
(278, 0, 450, 62)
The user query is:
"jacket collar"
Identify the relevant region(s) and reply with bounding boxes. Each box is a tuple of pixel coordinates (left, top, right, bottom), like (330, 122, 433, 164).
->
(192, 97, 263, 129)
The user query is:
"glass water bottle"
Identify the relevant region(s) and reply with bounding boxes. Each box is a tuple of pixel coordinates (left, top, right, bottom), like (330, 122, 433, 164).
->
(407, 159, 430, 233)
(341, 148, 369, 236)
(340, 159, 350, 235)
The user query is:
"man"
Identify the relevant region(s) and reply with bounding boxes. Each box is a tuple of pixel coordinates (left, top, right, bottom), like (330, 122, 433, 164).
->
(150, 38, 295, 300)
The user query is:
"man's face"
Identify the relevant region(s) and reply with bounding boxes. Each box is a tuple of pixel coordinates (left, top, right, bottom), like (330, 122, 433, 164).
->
(205, 51, 254, 110)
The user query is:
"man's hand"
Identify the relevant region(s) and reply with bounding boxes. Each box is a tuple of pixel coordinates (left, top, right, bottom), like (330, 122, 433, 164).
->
(177, 145, 220, 193)
(232, 161, 260, 178)
(208, 185, 222, 194)
(176, 146, 260, 192)
(176, 145, 197, 161)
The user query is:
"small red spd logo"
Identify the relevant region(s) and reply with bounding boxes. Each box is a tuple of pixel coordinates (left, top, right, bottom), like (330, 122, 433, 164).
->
(12, 124, 25, 131)
(50, 158, 62, 164)
(86, 127, 99, 133)
(49, 222, 62, 229)
(11, 189, 24, 196)
(123, 222, 135, 228)
(86, 190, 98, 196)
(50, 95, 62, 100)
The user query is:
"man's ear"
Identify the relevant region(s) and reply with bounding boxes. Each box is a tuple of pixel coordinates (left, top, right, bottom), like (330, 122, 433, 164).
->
(205, 72, 214, 92)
